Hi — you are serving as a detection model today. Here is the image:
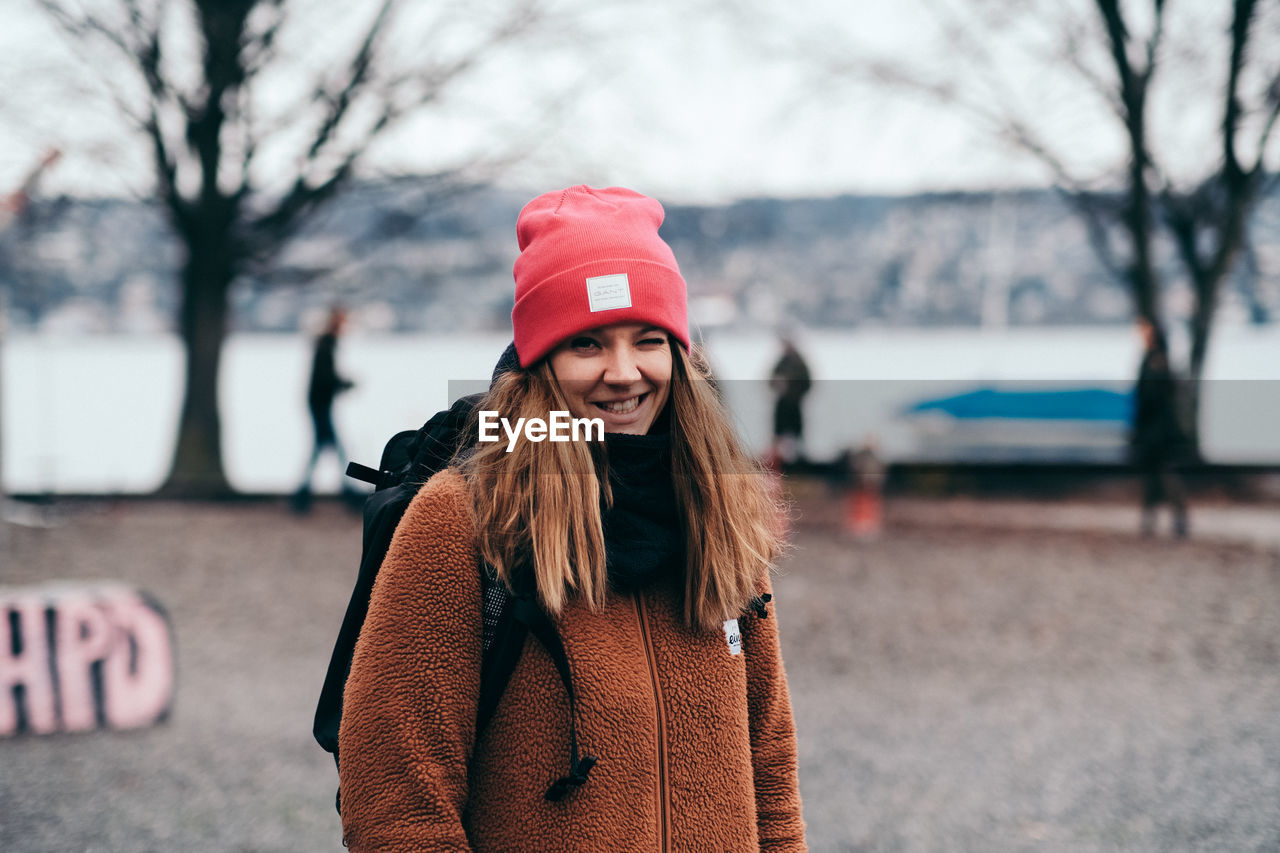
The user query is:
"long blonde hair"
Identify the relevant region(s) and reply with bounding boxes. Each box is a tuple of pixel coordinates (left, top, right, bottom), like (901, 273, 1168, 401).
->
(461, 341, 782, 631)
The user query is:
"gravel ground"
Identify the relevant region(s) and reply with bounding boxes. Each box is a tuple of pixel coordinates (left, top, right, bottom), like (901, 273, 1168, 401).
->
(1, 493, 1278, 852)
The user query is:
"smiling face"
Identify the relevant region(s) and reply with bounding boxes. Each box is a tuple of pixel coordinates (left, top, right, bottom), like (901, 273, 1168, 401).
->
(547, 323, 674, 435)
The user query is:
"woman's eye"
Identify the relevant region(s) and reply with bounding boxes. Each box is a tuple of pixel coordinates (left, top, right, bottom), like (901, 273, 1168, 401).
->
(639, 336, 666, 347)
(570, 337, 600, 350)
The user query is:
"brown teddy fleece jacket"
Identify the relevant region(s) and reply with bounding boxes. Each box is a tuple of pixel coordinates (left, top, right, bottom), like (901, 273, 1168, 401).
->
(338, 469, 807, 852)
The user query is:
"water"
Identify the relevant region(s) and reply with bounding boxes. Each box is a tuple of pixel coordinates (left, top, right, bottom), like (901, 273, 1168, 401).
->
(2, 326, 1277, 493)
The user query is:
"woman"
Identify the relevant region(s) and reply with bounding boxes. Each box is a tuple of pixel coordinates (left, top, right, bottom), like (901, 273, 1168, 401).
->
(339, 186, 807, 851)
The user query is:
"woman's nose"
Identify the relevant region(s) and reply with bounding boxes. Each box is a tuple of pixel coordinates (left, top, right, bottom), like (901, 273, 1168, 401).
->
(601, 346, 641, 384)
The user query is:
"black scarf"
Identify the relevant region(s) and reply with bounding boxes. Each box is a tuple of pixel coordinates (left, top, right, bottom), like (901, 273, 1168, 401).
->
(601, 431, 684, 592)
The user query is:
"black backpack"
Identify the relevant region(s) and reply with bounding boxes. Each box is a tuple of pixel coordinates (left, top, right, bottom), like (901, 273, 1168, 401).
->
(312, 347, 596, 812)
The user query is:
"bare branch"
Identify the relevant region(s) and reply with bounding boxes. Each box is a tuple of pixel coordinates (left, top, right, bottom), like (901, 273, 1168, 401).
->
(1222, 0, 1259, 178)
(1256, 92, 1280, 170)
(992, 115, 1126, 278)
(1145, 0, 1167, 73)
(1161, 185, 1207, 283)
(36, 0, 185, 128)
(1065, 191, 1128, 282)
(1093, 0, 1140, 120)
(241, 0, 287, 81)
(1180, 0, 1267, 294)
(33, 0, 195, 209)
(32, 0, 137, 59)
(249, 0, 554, 251)
(143, 112, 192, 235)
(302, 0, 396, 165)
(1058, 22, 1126, 119)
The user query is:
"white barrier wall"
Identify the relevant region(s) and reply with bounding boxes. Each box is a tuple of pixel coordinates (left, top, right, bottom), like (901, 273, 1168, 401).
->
(2, 326, 1278, 493)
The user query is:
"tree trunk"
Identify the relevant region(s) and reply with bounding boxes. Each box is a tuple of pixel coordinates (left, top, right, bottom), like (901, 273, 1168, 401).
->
(1180, 271, 1222, 465)
(160, 243, 235, 497)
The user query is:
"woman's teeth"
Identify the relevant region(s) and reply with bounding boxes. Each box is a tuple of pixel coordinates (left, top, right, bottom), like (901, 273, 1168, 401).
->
(596, 395, 642, 414)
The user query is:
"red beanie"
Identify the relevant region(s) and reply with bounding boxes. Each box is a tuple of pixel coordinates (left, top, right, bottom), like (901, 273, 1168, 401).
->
(511, 185, 690, 367)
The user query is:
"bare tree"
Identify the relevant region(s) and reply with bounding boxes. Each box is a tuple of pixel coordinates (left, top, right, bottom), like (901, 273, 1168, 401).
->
(753, 0, 1280, 456)
(33, 0, 579, 495)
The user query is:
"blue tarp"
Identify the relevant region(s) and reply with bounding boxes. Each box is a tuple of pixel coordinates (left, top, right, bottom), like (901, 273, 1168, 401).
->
(907, 387, 1133, 423)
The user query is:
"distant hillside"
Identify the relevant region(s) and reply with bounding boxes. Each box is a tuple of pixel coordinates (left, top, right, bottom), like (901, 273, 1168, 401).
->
(2, 181, 1276, 334)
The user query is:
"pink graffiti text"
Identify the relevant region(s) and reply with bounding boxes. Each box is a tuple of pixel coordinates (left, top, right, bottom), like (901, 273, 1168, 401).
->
(0, 585, 174, 736)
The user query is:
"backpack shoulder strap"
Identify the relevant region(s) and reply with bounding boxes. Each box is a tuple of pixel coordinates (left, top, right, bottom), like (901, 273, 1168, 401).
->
(473, 571, 596, 801)
(476, 572, 523, 733)
(509, 594, 597, 801)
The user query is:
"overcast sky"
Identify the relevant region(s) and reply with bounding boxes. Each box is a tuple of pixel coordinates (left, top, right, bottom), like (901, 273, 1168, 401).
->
(0, 0, 1219, 205)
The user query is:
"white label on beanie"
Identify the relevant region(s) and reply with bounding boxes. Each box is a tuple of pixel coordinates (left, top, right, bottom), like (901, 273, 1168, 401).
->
(586, 273, 632, 312)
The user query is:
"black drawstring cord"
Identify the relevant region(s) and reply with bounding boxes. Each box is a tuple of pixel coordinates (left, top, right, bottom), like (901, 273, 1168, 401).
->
(507, 586, 775, 801)
(542, 616, 596, 802)
(509, 595, 599, 801)
(546, 755, 598, 802)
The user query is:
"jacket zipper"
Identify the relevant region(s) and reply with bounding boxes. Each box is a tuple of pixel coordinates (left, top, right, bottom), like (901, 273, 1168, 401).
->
(634, 593, 671, 853)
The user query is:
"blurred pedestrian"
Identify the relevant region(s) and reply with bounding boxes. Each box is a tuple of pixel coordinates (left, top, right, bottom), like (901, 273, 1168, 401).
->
(1130, 318, 1189, 538)
(844, 435, 886, 540)
(769, 334, 812, 467)
(337, 186, 805, 851)
(293, 306, 356, 512)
